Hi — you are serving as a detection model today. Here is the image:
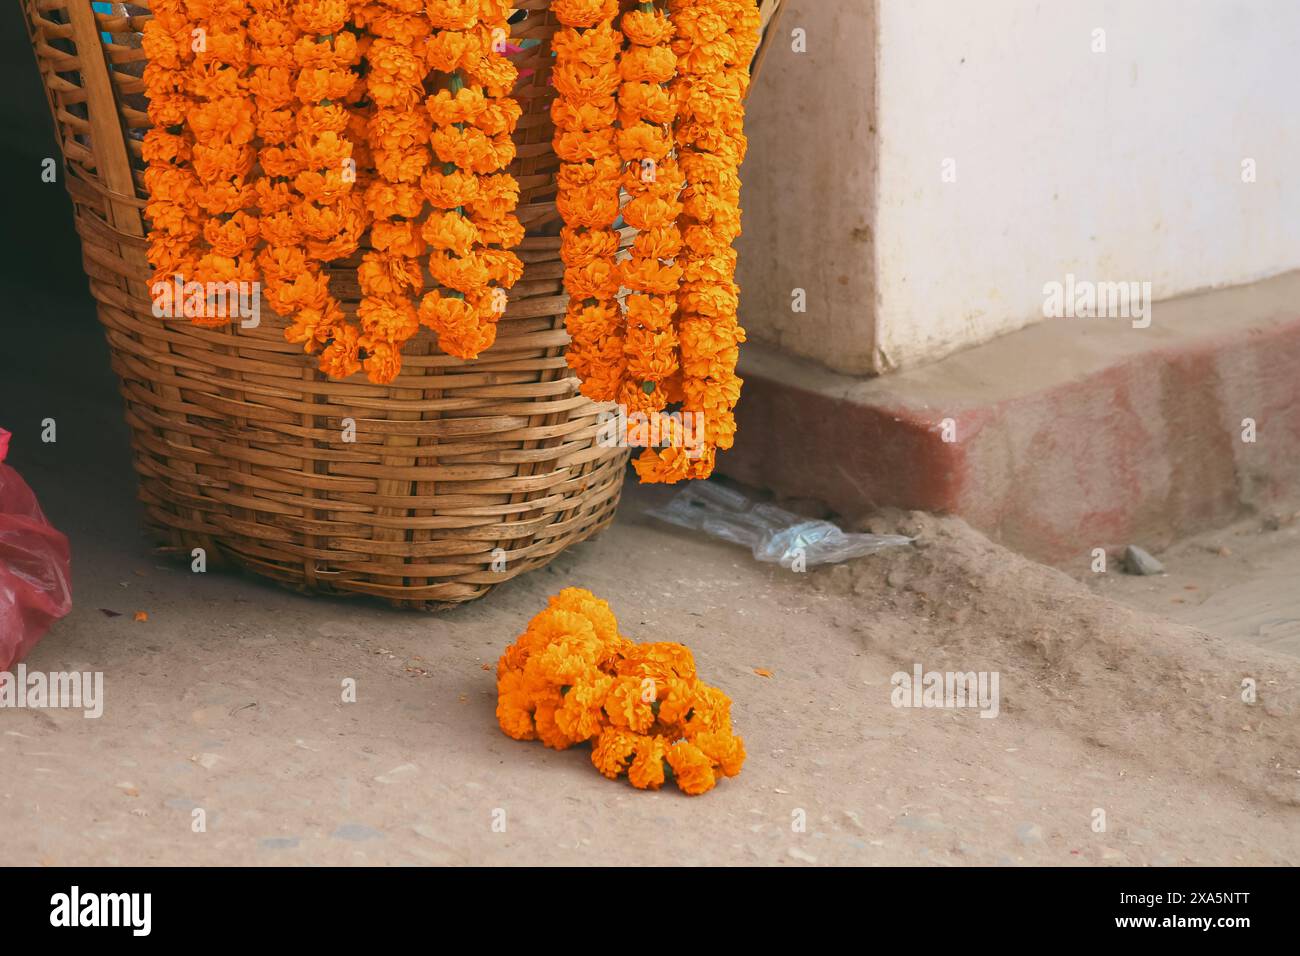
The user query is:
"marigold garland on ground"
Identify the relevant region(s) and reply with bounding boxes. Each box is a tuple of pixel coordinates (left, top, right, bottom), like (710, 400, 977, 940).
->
(496, 586, 745, 795)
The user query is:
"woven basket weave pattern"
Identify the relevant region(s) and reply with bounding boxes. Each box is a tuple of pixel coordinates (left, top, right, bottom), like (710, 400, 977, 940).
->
(23, 0, 640, 607)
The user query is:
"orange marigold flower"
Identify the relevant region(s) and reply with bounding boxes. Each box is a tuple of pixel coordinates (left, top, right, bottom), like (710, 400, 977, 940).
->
(420, 169, 479, 209)
(621, 8, 675, 47)
(357, 296, 419, 343)
(565, 301, 621, 342)
(564, 259, 620, 301)
(631, 225, 684, 261)
(424, 30, 483, 73)
(202, 212, 259, 258)
(435, 320, 497, 360)
(666, 741, 717, 795)
(370, 220, 425, 257)
(317, 323, 363, 379)
(364, 180, 426, 220)
(627, 735, 668, 790)
(425, 86, 487, 127)
(620, 258, 683, 296)
(427, 250, 491, 294)
(560, 227, 621, 268)
(619, 43, 677, 83)
(421, 210, 481, 256)
(552, 0, 620, 29)
(591, 728, 638, 780)
(360, 338, 404, 384)
(480, 249, 524, 288)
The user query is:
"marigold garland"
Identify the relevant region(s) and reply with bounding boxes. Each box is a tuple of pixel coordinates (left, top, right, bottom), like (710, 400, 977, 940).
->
(141, 1, 761, 471)
(418, 0, 525, 360)
(550, 0, 760, 484)
(616, 1, 684, 420)
(631, 0, 759, 483)
(144, 0, 524, 385)
(141, 0, 201, 289)
(352, 0, 432, 383)
(496, 587, 745, 795)
(260, 0, 369, 378)
(143, 0, 260, 321)
(552, 0, 626, 403)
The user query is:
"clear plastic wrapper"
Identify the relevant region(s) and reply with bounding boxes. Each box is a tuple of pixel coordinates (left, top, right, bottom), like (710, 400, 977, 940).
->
(648, 482, 912, 568)
(0, 429, 72, 669)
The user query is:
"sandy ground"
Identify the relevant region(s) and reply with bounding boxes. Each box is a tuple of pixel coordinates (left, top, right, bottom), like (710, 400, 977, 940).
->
(1083, 511, 1300, 659)
(3, 465, 1299, 864)
(3, 279, 1299, 866)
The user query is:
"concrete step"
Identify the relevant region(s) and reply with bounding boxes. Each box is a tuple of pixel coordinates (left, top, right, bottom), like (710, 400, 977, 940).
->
(724, 269, 1300, 564)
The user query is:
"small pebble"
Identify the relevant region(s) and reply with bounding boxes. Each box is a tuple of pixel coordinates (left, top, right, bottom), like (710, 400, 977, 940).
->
(1122, 545, 1165, 575)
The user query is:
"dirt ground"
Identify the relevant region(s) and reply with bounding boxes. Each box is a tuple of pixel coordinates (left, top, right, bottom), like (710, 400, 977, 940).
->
(3, 443, 1299, 864)
(1083, 510, 1300, 659)
(3, 282, 1299, 866)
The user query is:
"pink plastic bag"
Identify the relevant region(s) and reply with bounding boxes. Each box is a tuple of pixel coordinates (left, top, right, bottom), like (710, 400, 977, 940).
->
(0, 429, 72, 669)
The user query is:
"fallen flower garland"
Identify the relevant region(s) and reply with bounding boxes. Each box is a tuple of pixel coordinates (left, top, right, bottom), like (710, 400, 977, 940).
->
(496, 587, 745, 795)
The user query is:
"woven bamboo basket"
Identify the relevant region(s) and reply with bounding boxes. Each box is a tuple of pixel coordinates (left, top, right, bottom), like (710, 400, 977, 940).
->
(22, 0, 781, 608)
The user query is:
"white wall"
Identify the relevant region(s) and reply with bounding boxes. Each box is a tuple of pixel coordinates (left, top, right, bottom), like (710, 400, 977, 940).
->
(737, 0, 878, 373)
(872, 0, 1300, 370)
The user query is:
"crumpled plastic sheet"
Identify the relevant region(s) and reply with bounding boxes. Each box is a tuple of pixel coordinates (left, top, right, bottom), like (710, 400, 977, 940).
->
(0, 429, 72, 669)
(647, 482, 912, 569)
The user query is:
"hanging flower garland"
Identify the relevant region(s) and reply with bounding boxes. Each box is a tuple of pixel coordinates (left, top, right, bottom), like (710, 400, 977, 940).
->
(631, 0, 759, 482)
(419, 0, 525, 360)
(615, 1, 691, 486)
(497, 587, 745, 795)
(246, 0, 307, 339)
(186, 0, 258, 309)
(551, 0, 626, 403)
(143, 0, 260, 320)
(616, 2, 683, 414)
(247, 0, 369, 378)
(139, 0, 761, 453)
(285, 4, 368, 374)
(141, 0, 201, 291)
(353, 0, 433, 383)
